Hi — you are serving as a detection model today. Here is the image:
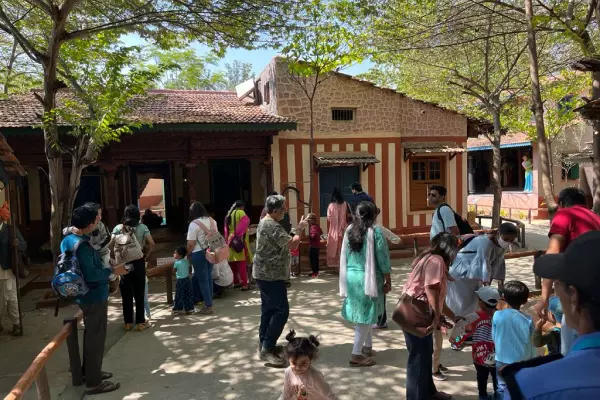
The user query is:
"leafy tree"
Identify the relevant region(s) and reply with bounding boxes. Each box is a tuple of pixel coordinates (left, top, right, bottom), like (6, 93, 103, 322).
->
(223, 60, 254, 90)
(0, 0, 296, 256)
(0, 34, 40, 96)
(150, 48, 227, 90)
(367, 0, 539, 227)
(279, 0, 364, 210)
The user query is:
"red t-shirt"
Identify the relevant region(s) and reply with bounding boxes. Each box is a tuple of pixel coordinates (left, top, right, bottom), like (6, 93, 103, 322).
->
(309, 224, 323, 248)
(549, 205, 600, 250)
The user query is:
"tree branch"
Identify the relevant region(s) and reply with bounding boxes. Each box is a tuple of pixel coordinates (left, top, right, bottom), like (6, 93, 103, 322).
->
(23, 0, 52, 16)
(0, 6, 44, 63)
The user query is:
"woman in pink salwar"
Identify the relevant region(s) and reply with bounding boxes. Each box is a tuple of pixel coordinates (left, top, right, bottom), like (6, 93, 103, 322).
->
(326, 188, 351, 272)
(225, 200, 253, 291)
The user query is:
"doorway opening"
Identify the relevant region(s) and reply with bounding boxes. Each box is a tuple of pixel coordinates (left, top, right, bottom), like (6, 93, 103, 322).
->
(210, 159, 251, 229)
(138, 177, 166, 229)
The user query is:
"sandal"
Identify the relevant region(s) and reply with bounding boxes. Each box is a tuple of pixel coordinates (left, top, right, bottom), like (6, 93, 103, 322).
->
(136, 322, 151, 332)
(198, 307, 214, 315)
(241, 286, 251, 291)
(124, 323, 133, 332)
(349, 356, 376, 367)
(362, 346, 377, 357)
(85, 380, 120, 395)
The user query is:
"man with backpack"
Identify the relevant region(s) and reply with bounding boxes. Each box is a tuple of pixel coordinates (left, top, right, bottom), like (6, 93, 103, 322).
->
(428, 184, 474, 240)
(60, 205, 128, 395)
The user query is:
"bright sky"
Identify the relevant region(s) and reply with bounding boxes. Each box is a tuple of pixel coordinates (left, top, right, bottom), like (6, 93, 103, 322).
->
(122, 34, 374, 78)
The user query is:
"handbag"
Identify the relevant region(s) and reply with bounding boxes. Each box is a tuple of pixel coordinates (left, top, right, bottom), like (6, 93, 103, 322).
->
(391, 256, 435, 337)
(229, 210, 245, 253)
(113, 225, 144, 264)
(194, 219, 229, 264)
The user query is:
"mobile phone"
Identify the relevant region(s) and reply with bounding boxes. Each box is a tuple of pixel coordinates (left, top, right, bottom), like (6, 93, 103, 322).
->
(124, 264, 134, 271)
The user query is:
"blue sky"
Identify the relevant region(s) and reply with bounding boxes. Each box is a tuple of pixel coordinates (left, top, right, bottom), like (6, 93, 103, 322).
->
(122, 34, 373, 77)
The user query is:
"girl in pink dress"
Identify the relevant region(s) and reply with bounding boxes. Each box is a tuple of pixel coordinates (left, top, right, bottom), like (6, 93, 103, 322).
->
(326, 188, 351, 272)
(279, 330, 337, 400)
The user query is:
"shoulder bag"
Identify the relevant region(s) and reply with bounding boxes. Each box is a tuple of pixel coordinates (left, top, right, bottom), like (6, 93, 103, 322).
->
(229, 210, 246, 253)
(391, 256, 435, 338)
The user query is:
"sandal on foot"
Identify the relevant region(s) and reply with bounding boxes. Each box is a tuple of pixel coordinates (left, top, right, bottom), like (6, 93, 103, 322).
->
(85, 381, 120, 395)
(241, 286, 251, 291)
(349, 356, 376, 367)
(362, 346, 376, 357)
(124, 323, 133, 332)
(136, 322, 151, 332)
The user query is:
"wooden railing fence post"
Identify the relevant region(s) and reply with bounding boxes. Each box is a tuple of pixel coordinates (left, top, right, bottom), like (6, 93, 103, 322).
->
(34, 366, 50, 400)
(64, 317, 83, 386)
(165, 268, 173, 305)
(534, 251, 543, 290)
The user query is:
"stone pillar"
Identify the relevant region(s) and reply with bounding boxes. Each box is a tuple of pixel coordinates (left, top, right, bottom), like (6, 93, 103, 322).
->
(103, 167, 119, 228)
(468, 155, 476, 194)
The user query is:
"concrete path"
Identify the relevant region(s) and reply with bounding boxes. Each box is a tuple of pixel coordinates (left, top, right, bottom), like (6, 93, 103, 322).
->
(84, 256, 538, 400)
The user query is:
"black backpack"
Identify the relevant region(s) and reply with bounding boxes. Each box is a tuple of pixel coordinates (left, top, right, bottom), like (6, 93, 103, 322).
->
(436, 203, 474, 235)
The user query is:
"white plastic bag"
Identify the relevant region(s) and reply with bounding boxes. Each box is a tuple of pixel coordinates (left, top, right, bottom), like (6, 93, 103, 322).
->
(212, 260, 233, 287)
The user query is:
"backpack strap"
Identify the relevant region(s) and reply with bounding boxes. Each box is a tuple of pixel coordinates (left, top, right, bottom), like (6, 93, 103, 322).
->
(193, 219, 212, 235)
(70, 238, 88, 254)
(436, 203, 455, 233)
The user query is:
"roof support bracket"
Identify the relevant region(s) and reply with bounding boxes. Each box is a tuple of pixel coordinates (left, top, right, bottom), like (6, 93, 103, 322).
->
(362, 163, 369, 172)
(404, 149, 413, 162)
(449, 152, 458, 160)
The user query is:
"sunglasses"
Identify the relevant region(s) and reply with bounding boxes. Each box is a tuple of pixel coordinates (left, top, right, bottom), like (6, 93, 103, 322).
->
(428, 193, 438, 197)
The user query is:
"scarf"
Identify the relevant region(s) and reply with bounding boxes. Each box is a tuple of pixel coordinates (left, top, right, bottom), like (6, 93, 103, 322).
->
(339, 225, 378, 298)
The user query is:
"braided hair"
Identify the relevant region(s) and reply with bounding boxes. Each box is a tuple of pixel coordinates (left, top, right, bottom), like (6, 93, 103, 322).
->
(225, 200, 245, 228)
(347, 201, 378, 253)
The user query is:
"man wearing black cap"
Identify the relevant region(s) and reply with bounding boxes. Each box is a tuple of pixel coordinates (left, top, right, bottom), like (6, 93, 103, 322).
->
(503, 231, 600, 399)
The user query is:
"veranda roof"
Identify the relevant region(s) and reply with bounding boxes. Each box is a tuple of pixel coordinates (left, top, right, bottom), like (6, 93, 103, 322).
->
(313, 151, 380, 167)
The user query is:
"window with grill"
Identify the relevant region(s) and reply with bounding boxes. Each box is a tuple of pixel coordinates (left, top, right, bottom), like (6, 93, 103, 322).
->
(409, 157, 446, 211)
(332, 108, 354, 121)
(561, 159, 580, 180)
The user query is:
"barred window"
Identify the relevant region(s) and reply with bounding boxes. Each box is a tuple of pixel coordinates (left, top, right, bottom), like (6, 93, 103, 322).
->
(332, 108, 354, 121)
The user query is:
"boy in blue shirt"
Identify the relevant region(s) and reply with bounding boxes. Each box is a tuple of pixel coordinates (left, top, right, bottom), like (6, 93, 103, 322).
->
(61, 205, 128, 395)
(492, 281, 536, 399)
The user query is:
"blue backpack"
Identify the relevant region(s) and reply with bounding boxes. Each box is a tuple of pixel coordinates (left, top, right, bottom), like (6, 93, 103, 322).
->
(51, 239, 90, 300)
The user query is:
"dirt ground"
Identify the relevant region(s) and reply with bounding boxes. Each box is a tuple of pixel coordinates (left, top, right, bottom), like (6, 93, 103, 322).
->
(0, 224, 548, 400)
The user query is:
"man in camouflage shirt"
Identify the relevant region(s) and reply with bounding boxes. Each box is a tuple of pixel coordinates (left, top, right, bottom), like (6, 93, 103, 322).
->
(254, 195, 307, 366)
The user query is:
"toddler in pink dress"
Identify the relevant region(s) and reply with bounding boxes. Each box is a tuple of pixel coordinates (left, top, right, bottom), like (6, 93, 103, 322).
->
(278, 330, 337, 400)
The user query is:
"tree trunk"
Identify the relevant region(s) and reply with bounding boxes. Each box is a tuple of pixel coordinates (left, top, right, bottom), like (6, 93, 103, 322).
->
(308, 98, 315, 213)
(525, 0, 558, 218)
(592, 72, 600, 215)
(491, 110, 502, 228)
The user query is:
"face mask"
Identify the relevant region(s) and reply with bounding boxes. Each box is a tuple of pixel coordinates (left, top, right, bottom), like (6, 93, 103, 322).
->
(497, 237, 511, 249)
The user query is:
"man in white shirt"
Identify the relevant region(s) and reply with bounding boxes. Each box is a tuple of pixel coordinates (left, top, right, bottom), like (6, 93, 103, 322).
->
(428, 185, 459, 240)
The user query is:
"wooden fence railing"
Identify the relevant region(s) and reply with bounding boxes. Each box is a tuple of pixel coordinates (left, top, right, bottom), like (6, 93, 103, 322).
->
(4, 311, 83, 400)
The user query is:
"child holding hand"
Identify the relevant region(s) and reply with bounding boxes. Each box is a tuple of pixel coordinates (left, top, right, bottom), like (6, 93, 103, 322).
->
(171, 247, 194, 315)
(279, 330, 337, 400)
(450, 286, 500, 400)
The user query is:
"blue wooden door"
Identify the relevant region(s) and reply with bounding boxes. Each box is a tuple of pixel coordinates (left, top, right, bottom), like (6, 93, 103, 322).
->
(318, 166, 359, 216)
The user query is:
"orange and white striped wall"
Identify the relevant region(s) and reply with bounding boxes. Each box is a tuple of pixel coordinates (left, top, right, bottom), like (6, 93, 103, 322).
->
(272, 135, 468, 233)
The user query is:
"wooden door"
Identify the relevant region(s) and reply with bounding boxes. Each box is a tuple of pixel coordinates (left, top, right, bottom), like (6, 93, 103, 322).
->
(409, 157, 445, 211)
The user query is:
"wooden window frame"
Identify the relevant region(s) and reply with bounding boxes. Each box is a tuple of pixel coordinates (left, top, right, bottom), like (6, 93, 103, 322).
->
(409, 156, 447, 212)
(331, 108, 355, 121)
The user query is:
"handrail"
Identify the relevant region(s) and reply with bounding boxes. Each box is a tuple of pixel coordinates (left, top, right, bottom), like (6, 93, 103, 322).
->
(4, 310, 83, 400)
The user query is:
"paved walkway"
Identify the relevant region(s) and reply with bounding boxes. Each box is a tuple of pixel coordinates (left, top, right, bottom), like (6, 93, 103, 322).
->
(0, 223, 546, 400)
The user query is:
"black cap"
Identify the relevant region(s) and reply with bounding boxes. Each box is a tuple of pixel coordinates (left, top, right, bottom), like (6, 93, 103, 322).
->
(534, 230, 600, 299)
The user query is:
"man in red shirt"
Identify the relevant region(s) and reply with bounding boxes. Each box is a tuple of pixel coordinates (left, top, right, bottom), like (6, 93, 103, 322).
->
(535, 187, 600, 354)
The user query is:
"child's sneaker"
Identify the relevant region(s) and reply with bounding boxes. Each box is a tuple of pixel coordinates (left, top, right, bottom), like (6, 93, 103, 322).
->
(185, 309, 195, 315)
(291, 272, 297, 278)
(172, 310, 181, 315)
(308, 273, 319, 278)
(432, 371, 447, 381)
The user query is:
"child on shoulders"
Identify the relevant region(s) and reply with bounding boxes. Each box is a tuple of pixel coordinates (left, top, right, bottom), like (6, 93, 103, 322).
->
(492, 281, 536, 399)
(279, 330, 337, 400)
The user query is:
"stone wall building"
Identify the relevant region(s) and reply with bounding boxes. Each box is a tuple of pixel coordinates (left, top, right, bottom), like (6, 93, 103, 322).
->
(257, 57, 479, 233)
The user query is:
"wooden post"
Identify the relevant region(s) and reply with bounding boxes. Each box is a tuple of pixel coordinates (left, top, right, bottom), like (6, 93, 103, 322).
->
(534, 251, 543, 289)
(34, 366, 51, 400)
(413, 238, 418, 257)
(8, 179, 24, 336)
(165, 268, 173, 305)
(528, 209, 532, 224)
(103, 167, 119, 228)
(64, 317, 83, 386)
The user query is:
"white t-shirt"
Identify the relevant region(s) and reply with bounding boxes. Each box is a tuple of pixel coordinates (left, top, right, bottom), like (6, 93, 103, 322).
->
(187, 217, 214, 253)
(430, 205, 457, 240)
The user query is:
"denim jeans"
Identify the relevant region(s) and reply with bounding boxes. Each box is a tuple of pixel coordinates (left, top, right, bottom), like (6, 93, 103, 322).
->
(403, 330, 437, 400)
(496, 361, 508, 399)
(256, 279, 289, 350)
(191, 250, 213, 307)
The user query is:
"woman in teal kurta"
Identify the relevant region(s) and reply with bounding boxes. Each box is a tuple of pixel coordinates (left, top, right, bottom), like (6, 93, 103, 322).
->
(340, 202, 391, 367)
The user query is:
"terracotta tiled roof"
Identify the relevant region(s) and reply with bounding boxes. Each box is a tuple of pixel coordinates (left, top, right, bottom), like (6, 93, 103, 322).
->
(467, 132, 531, 150)
(313, 151, 380, 166)
(0, 89, 295, 128)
